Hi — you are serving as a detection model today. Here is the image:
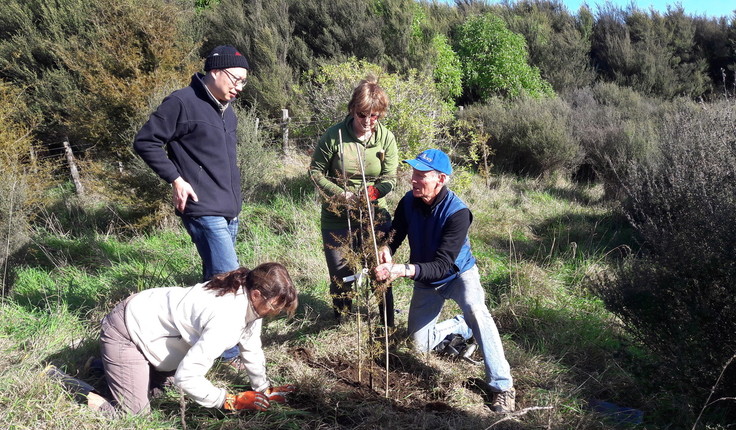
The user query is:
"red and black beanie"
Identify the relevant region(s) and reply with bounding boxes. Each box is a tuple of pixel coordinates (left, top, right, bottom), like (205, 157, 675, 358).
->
(204, 45, 250, 71)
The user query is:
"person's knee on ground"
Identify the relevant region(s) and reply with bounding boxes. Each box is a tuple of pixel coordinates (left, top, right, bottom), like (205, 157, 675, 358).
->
(410, 327, 435, 353)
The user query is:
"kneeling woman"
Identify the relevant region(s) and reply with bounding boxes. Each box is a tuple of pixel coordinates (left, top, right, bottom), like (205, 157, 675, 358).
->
(99, 262, 298, 414)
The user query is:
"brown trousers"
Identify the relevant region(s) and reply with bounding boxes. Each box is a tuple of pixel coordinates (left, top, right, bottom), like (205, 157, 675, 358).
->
(99, 294, 172, 415)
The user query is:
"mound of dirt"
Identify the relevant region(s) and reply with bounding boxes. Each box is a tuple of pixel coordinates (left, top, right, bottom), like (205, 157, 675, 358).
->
(291, 346, 454, 413)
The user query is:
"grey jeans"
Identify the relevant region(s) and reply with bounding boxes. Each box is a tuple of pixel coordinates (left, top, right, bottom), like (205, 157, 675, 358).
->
(99, 294, 173, 414)
(408, 265, 513, 393)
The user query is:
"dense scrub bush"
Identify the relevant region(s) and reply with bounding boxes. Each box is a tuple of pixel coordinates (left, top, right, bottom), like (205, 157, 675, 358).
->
(406, 4, 463, 101)
(458, 96, 579, 176)
(235, 105, 280, 202)
(593, 102, 736, 421)
(692, 15, 734, 95)
(590, 5, 709, 99)
(202, 0, 304, 117)
(0, 83, 54, 290)
(304, 58, 452, 157)
(289, 0, 429, 73)
(501, 0, 596, 94)
(0, 0, 199, 159)
(429, 33, 463, 101)
(566, 82, 664, 197)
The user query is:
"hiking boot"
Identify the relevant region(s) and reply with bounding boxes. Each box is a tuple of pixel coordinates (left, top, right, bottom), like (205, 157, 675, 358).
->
(490, 387, 516, 413)
(434, 334, 468, 358)
(83, 356, 105, 377)
(43, 364, 97, 403)
(462, 343, 478, 359)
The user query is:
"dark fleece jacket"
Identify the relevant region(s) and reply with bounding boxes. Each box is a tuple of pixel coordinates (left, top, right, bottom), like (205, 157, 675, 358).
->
(133, 73, 242, 218)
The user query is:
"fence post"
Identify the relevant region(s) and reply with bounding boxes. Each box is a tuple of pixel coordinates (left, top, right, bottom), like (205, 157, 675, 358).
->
(281, 109, 289, 153)
(63, 138, 84, 196)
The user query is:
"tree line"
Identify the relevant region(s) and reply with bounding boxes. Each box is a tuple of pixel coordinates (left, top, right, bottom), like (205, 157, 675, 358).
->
(0, 0, 734, 163)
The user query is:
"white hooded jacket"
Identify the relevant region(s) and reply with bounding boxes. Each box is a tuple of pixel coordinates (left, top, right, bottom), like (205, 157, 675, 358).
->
(124, 282, 268, 408)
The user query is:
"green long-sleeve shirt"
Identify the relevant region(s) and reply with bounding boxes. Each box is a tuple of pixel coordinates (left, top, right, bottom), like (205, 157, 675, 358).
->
(309, 115, 399, 230)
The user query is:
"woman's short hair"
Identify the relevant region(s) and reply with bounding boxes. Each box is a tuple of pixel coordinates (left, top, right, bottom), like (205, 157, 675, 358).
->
(347, 74, 389, 120)
(205, 263, 298, 316)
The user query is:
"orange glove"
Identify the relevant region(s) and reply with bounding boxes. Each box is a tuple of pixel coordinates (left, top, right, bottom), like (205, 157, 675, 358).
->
(366, 185, 380, 201)
(223, 391, 270, 411)
(265, 384, 297, 403)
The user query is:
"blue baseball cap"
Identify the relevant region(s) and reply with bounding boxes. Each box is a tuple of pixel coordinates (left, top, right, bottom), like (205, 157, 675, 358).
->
(403, 149, 453, 175)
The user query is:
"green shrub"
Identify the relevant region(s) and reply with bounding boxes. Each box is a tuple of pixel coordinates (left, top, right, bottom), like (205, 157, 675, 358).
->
(459, 96, 579, 176)
(235, 104, 280, 202)
(454, 13, 554, 100)
(592, 101, 736, 422)
(406, 4, 463, 101)
(501, 0, 596, 94)
(201, 0, 304, 116)
(429, 33, 463, 101)
(590, 5, 709, 99)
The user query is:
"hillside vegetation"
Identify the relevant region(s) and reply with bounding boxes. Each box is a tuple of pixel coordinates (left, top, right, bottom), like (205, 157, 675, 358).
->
(1, 0, 736, 428)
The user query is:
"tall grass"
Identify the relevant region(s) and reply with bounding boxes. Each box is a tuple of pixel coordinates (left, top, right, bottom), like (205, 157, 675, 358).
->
(0, 153, 690, 428)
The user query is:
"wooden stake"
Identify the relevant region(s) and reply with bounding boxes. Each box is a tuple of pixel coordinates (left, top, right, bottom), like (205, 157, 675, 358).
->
(62, 138, 84, 196)
(281, 109, 289, 153)
(355, 148, 390, 397)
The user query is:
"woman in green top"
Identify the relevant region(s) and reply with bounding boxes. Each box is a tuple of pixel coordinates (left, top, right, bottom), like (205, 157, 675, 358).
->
(308, 76, 399, 325)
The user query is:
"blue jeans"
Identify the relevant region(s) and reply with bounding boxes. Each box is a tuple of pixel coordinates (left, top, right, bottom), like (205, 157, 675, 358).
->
(181, 215, 240, 282)
(181, 215, 240, 360)
(408, 265, 513, 392)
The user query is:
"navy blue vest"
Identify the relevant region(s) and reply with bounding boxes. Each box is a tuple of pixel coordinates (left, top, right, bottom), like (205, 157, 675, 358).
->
(402, 189, 476, 285)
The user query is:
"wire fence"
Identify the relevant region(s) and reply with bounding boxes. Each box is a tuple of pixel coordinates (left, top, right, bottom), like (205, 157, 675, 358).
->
(255, 110, 341, 152)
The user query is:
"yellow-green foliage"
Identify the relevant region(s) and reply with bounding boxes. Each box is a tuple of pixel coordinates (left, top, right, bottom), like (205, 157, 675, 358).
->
(0, 82, 53, 279)
(0, 83, 38, 179)
(0, 0, 200, 160)
(0, 82, 55, 206)
(455, 13, 555, 100)
(307, 58, 453, 158)
(57, 0, 200, 158)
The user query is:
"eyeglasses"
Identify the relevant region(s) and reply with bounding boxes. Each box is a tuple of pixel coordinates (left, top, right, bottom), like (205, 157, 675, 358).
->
(222, 69, 248, 88)
(356, 112, 380, 120)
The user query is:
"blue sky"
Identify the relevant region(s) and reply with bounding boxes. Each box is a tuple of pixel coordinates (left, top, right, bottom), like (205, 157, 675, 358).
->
(564, 1, 734, 19)
(437, 1, 735, 19)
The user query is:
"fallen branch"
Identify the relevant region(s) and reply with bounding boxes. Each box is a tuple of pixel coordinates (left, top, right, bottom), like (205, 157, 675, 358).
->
(485, 406, 554, 429)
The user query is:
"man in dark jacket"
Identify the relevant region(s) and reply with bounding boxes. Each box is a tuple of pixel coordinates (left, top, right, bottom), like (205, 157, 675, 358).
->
(373, 149, 515, 413)
(133, 45, 250, 363)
